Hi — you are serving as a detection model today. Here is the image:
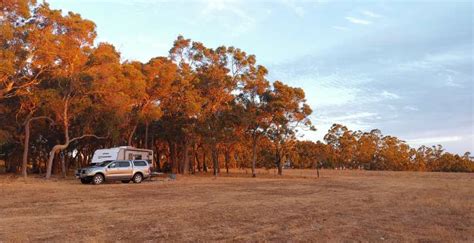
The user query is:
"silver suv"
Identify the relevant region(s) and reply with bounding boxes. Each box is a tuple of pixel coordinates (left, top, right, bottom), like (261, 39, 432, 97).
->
(76, 160, 151, 185)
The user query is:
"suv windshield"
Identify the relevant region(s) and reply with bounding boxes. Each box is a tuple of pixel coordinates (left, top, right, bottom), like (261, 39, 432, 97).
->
(95, 161, 112, 167)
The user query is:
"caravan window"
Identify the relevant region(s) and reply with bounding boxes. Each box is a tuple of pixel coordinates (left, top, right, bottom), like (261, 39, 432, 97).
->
(128, 154, 143, 160)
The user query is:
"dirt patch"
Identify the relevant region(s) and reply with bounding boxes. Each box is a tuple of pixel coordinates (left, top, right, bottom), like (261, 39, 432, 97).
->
(0, 170, 472, 242)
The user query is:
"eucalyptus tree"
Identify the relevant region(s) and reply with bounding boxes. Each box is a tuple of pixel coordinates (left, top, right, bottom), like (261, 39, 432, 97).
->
(266, 81, 314, 175)
(236, 65, 272, 177)
(32, 4, 102, 179)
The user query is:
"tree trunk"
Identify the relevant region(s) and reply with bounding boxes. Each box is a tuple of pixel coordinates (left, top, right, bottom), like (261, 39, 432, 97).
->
(182, 139, 189, 174)
(61, 152, 66, 178)
(195, 148, 201, 172)
(225, 146, 230, 174)
(277, 154, 283, 176)
(252, 137, 257, 177)
(22, 116, 53, 178)
(212, 145, 218, 176)
(128, 124, 137, 146)
(203, 150, 208, 172)
(171, 142, 177, 173)
(46, 143, 68, 179)
(144, 122, 149, 149)
(276, 146, 283, 176)
(46, 135, 103, 179)
(191, 142, 196, 174)
(155, 149, 161, 171)
(22, 119, 31, 178)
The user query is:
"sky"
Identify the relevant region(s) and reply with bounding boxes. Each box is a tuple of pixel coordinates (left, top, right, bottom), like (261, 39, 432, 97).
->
(48, 0, 473, 154)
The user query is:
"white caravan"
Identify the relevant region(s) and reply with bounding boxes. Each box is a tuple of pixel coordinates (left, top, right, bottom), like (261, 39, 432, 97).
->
(91, 146, 153, 165)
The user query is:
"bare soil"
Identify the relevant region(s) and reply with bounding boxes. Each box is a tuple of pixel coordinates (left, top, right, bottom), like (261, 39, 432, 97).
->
(0, 169, 472, 242)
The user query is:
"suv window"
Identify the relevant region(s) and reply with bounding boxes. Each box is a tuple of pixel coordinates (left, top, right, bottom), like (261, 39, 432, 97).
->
(133, 161, 147, 167)
(118, 161, 131, 167)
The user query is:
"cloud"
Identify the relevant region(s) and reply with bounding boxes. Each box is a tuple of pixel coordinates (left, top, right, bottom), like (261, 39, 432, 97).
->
(199, 0, 257, 37)
(406, 136, 463, 145)
(381, 90, 401, 99)
(445, 74, 463, 87)
(325, 112, 378, 122)
(345, 16, 371, 25)
(280, 0, 305, 17)
(361, 10, 382, 18)
(404, 105, 419, 111)
(395, 50, 471, 72)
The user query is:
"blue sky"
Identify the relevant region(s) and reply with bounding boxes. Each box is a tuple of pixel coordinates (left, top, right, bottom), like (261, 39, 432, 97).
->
(48, 0, 473, 154)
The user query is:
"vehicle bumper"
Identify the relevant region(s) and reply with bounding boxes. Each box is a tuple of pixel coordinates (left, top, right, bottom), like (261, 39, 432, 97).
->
(75, 169, 95, 179)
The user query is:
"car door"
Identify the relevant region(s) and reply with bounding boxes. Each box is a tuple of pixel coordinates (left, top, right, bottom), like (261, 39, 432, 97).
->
(106, 161, 120, 179)
(118, 161, 132, 179)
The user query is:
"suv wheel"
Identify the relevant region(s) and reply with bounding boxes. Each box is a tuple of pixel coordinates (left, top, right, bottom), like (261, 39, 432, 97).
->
(92, 174, 104, 185)
(133, 173, 143, 183)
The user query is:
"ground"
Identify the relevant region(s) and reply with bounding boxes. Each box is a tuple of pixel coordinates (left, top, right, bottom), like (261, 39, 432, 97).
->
(0, 169, 472, 242)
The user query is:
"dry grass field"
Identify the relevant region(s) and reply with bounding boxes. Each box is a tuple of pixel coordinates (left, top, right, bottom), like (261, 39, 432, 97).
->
(0, 169, 473, 242)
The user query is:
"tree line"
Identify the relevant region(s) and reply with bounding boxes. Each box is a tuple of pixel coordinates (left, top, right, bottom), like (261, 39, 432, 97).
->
(1, 1, 472, 178)
(289, 124, 473, 172)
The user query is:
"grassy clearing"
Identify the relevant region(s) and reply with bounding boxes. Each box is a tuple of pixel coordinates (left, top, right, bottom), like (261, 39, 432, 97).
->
(0, 170, 472, 242)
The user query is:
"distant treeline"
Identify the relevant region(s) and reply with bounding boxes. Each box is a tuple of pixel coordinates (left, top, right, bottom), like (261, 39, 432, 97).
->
(0, 1, 471, 178)
(288, 125, 473, 173)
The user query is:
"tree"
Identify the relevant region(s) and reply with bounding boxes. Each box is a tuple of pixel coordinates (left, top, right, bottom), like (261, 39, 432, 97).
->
(266, 81, 313, 175)
(19, 94, 54, 178)
(36, 5, 103, 179)
(0, 0, 42, 99)
(237, 65, 271, 177)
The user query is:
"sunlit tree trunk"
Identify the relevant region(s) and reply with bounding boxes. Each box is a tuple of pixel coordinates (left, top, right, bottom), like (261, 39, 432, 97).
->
(251, 135, 257, 177)
(128, 124, 137, 146)
(22, 116, 53, 178)
(276, 146, 283, 176)
(46, 99, 104, 179)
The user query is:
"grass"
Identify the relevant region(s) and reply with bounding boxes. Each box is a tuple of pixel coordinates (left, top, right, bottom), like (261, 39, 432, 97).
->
(0, 169, 472, 242)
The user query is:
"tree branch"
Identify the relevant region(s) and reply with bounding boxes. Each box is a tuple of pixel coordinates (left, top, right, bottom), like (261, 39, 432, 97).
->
(69, 134, 107, 144)
(24, 116, 55, 126)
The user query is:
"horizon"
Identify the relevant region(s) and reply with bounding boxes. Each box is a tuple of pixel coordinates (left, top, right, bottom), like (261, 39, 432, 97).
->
(48, 0, 473, 154)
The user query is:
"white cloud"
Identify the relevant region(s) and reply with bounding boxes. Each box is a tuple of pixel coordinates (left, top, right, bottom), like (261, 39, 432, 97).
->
(361, 10, 382, 18)
(345, 16, 371, 25)
(325, 112, 378, 122)
(404, 105, 419, 111)
(445, 74, 462, 87)
(280, 0, 305, 17)
(396, 50, 471, 72)
(406, 136, 463, 145)
(381, 90, 401, 99)
(199, 0, 257, 37)
(309, 112, 378, 141)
